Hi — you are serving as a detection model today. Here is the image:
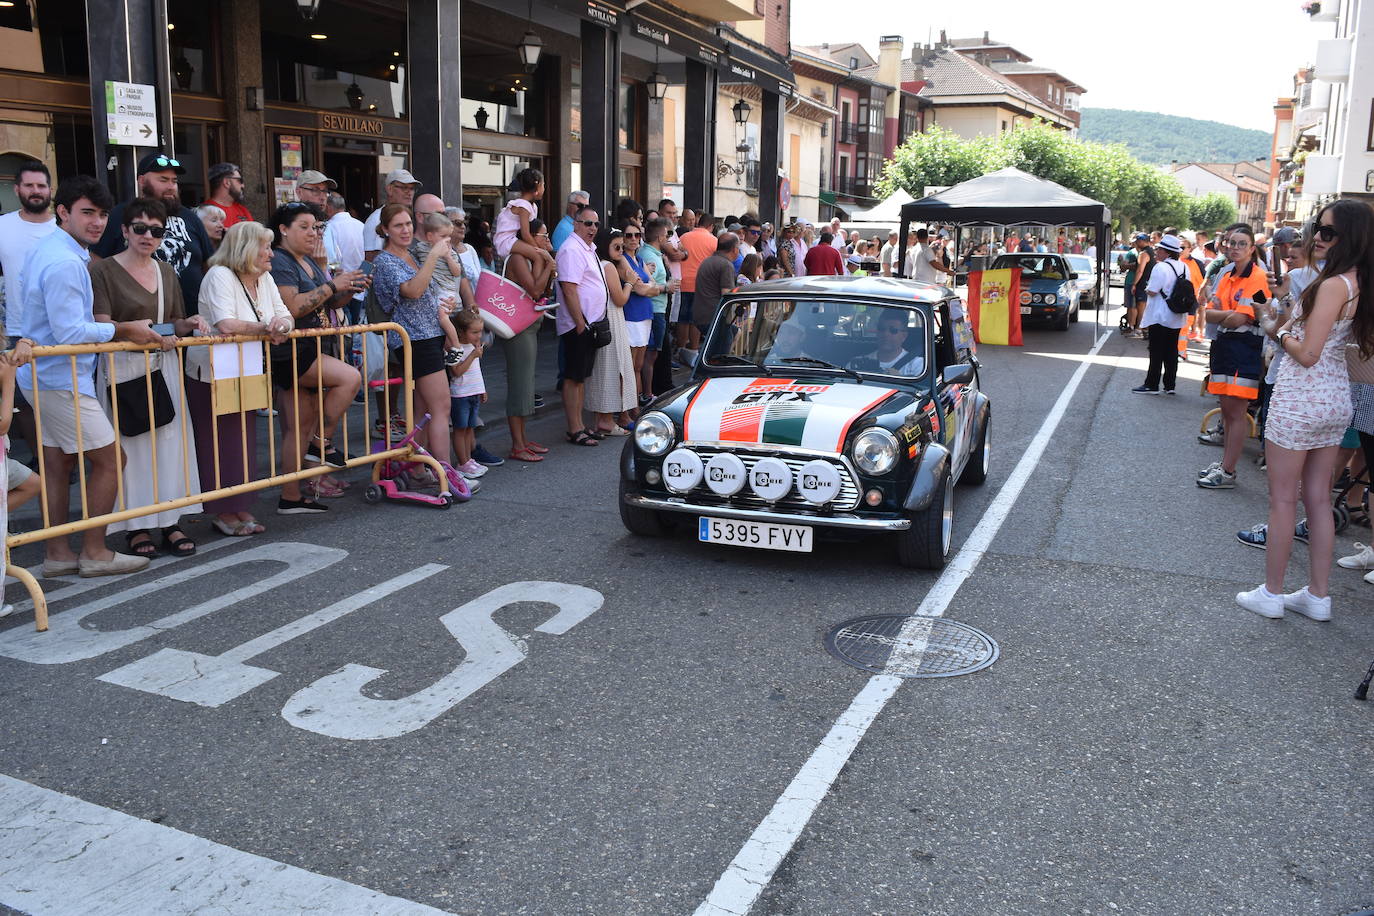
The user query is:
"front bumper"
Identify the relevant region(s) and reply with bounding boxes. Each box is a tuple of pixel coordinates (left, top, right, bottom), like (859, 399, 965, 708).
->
(623, 493, 911, 531)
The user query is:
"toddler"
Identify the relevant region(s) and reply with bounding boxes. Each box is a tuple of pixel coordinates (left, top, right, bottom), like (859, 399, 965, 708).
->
(418, 211, 469, 366)
(447, 310, 488, 481)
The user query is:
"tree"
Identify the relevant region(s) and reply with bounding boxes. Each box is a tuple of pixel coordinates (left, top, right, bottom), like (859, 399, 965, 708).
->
(1189, 192, 1239, 231)
(874, 126, 999, 199)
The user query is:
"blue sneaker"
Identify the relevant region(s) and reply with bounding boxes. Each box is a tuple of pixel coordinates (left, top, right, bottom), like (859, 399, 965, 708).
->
(471, 443, 505, 467)
(1294, 518, 1309, 544)
(1237, 524, 1267, 549)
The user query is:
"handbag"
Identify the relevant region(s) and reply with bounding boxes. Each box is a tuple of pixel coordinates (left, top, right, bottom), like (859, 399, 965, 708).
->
(474, 258, 543, 339)
(583, 259, 614, 349)
(109, 267, 175, 438)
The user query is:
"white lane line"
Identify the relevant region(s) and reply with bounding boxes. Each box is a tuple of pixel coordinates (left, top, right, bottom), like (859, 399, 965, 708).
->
(0, 774, 455, 916)
(695, 331, 1112, 916)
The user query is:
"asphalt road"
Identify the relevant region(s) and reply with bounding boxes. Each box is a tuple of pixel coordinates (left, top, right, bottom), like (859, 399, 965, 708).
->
(1, 289, 1370, 916)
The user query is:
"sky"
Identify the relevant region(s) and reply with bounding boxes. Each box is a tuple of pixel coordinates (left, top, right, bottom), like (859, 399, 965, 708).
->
(789, 0, 1330, 132)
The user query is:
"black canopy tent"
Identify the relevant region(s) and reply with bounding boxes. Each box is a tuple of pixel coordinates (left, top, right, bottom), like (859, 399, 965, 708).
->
(897, 167, 1113, 331)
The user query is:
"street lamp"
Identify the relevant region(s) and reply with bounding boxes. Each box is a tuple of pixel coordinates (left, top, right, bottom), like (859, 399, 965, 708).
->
(647, 70, 668, 103)
(517, 30, 543, 72)
(732, 97, 752, 125)
(297, 0, 321, 20)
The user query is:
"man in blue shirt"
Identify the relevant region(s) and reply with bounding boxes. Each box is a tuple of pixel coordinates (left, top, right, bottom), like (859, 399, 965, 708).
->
(551, 189, 589, 253)
(17, 176, 164, 578)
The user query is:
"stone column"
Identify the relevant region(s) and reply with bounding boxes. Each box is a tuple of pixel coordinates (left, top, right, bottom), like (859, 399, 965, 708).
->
(580, 19, 619, 218)
(682, 58, 714, 214)
(758, 88, 782, 226)
(85, 0, 170, 199)
(218, 0, 268, 216)
(408, 0, 463, 200)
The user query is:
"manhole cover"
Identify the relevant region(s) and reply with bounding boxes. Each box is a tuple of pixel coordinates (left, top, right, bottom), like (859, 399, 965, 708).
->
(824, 614, 998, 678)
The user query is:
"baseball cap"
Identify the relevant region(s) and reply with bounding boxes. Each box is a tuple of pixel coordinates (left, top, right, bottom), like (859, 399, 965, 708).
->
(295, 169, 337, 189)
(137, 152, 185, 176)
(384, 168, 421, 187)
(1157, 234, 1183, 253)
(1271, 226, 1300, 245)
(1132, 232, 1150, 242)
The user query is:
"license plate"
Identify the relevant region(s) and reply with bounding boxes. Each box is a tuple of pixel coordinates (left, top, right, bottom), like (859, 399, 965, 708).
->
(1019, 306, 1032, 314)
(698, 517, 812, 552)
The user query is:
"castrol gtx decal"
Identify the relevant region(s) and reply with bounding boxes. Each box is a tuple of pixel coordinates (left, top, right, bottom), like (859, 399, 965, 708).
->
(681, 378, 897, 452)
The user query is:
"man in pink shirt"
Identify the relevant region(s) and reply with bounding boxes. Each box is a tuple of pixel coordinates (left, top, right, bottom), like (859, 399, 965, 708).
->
(556, 207, 608, 446)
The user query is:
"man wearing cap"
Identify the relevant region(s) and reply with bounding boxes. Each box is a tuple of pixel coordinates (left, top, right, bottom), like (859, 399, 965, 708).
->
(553, 190, 590, 252)
(94, 151, 214, 314)
(1132, 234, 1188, 395)
(364, 168, 421, 261)
(293, 169, 337, 268)
(203, 162, 253, 227)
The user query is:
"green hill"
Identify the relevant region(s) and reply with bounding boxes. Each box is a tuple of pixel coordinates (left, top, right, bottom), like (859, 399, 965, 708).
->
(1079, 108, 1271, 165)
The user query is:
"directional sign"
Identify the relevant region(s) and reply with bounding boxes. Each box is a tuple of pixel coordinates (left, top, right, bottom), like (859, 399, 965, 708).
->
(105, 80, 157, 146)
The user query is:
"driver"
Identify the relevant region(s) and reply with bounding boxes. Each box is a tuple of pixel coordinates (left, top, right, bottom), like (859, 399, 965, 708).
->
(766, 320, 813, 362)
(849, 313, 924, 376)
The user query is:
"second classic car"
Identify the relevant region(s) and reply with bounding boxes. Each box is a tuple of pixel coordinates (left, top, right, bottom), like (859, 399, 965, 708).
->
(619, 276, 991, 568)
(990, 252, 1081, 330)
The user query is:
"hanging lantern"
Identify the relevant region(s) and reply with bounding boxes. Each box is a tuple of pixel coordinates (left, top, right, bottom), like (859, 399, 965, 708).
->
(647, 70, 668, 102)
(517, 30, 543, 73)
(732, 97, 752, 125)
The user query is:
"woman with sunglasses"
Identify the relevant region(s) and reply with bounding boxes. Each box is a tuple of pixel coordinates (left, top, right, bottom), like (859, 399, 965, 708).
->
(1198, 225, 1271, 490)
(585, 227, 639, 437)
(89, 197, 211, 557)
(1239, 202, 1374, 620)
(620, 220, 662, 406)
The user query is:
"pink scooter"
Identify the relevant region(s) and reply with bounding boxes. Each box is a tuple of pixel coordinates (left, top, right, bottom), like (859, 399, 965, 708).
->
(363, 410, 472, 509)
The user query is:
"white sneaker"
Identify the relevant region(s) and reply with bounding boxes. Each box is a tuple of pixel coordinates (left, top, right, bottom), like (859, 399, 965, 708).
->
(1236, 585, 1285, 619)
(1282, 587, 1332, 621)
(1363, 569, 1374, 586)
(1197, 461, 1222, 478)
(1337, 542, 1374, 569)
(459, 459, 487, 479)
(0, 603, 15, 618)
(1197, 466, 1237, 489)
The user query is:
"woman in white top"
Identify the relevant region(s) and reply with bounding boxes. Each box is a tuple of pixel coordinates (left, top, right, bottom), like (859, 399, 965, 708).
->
(1131, 234, 1188, 394)
(185, 221, 294, 536)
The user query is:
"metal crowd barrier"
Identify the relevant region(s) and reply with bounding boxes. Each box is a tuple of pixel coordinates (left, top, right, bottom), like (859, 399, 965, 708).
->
(7, 322, 448, 632)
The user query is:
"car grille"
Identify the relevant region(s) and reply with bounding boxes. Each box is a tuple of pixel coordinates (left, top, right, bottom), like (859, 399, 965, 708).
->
(682, 446, 862, 511)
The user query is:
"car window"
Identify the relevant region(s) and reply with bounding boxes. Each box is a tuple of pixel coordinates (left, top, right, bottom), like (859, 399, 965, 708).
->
(701, 298, 928, 380)
(1066, 256, 1092, 273)
(991, 255, 1066, 281)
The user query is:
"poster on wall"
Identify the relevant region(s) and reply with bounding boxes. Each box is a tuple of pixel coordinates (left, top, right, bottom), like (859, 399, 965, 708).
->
(273, 178, 296, 206)
(279, 135, 303, 180)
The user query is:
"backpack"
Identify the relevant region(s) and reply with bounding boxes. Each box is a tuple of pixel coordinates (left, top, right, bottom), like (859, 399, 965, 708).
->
(1163, 261, 1197, 314)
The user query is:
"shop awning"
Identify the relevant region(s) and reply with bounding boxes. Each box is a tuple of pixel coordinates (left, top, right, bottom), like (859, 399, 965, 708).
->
(719, 40, 797, 97)
(626, 2, 726, 67)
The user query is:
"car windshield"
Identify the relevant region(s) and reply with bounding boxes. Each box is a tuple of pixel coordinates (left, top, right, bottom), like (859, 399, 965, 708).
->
(991, 255, 1068, 280)
(701, 298, 928, 380)
(1066, 256, 1092, 273)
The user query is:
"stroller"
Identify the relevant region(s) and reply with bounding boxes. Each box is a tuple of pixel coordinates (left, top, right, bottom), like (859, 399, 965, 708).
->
(363, 410, 474, 509)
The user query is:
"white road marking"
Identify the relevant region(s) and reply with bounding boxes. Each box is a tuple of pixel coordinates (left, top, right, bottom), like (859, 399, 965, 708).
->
(695, 331, 1112, 916)
(0, 773, 454, 916)
(283, 581, 605, 740)
(97, 564, 449, 707)
(0, 543, 346, 665)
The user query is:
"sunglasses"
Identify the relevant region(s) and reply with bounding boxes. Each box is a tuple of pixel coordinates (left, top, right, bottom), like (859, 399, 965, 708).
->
(150, 155, 180, 169)
(623, 231, 642, 238)
(1315, 224, 1339, 242)
(129, 222, 167, 237)
(579, 220, 600, 227)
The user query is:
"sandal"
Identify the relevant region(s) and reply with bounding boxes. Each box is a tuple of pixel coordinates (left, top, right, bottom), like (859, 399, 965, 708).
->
(212, 517, 253, 537)
(565, 430, 600, 446)
(598, 426, 630, 437)
(509, 447, 545, 462)
(125, 531, 158, 557)
(525, 441, 550, 454)
(238, 517, 265, 535)
(585, 428, 607, 440)
(160, 526, 197, 557)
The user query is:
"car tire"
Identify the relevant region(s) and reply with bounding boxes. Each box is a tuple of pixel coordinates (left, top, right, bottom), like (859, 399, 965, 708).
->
(1070, 301, 1080, 323)
(619, 479, 672, 536)
(896, 467, 953, 569)
(959, 410, 989, 486)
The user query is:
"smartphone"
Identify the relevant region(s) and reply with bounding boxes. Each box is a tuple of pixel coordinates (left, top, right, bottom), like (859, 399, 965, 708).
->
(359, 260, 374, 277)
(151, 322, 176, 336)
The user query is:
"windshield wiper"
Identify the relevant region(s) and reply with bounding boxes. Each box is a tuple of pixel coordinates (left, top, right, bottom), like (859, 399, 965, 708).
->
(707, 354, 772, 375)
(779, 357, 863, 383)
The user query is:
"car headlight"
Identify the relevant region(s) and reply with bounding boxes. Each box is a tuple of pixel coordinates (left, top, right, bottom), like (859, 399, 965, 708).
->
(1044, 293, 1057, 305)
(1032, 293, 1043, 303)
(852, 428, 899, 475)
(634, 412, 675, 456)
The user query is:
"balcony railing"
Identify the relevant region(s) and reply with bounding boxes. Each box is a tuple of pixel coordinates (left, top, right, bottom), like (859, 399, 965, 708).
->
(834, 176, 872, 199)
(838, 122, 861, 144)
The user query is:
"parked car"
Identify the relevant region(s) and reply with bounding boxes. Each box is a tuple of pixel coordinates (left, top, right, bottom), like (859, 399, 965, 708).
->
(1065, 254, 1100, 307)
(988, 252, 1080, 330)
(619, 276, 990, 569)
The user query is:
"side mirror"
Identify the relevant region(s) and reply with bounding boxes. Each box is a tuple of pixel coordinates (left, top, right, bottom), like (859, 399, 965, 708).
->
(1069, 272, 1079, 279)
(942, 362, 976, 387)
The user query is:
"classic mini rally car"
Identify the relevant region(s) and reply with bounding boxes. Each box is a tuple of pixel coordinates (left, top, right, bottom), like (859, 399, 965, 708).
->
(619, 276, 991, 568)
(989, 252, 1081, 330)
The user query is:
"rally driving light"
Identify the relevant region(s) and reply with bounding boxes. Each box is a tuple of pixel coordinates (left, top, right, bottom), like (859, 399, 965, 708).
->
(795, 460, 841, 505)
(1044, 294, 1057, 305)
(705, 453, 747, 496)
(852, 428, 899, 475)
(749, 457, 792, 501)
(662, 448, 703, 493)
(634, 412, 675, 455)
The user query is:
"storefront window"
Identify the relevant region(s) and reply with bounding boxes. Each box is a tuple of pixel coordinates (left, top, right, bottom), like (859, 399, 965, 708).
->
(460, 38, 551, 139)
(618, 81, 639, 150)
(167, 0, 220, 95)
(261, 2, 407, 118)
(570, 66, 582, 144)
(0, 112, 93, 198)
(463, 153, 541, 224)
(0, 0, 87, 76)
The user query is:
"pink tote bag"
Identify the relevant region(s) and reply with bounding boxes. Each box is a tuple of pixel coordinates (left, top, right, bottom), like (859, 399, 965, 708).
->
(474, 265, 542, 339)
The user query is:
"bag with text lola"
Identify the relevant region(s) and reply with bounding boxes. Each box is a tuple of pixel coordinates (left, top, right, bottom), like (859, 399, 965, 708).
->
(474, 263, 542, 339)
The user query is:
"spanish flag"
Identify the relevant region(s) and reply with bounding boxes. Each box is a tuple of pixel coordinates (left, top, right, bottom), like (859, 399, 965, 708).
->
(966, 268, 1023, 346)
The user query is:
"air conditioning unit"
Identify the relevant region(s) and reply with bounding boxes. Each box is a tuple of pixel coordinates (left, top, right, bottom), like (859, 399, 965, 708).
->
(1314, 37, 1352, 83)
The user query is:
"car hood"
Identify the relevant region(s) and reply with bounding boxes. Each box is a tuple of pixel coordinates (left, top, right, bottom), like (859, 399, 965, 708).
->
(679, 377, 900, 453)
(1024, 277, 1070, 292)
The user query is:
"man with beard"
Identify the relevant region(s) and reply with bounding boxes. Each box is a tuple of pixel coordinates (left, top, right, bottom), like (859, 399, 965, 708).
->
(94, 152, 213, 314)
(0, 159, 57, 341)
(202, 162, 253, 227)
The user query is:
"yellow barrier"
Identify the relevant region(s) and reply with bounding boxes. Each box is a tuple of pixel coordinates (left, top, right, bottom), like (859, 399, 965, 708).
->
(7, 322, 450, 632)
